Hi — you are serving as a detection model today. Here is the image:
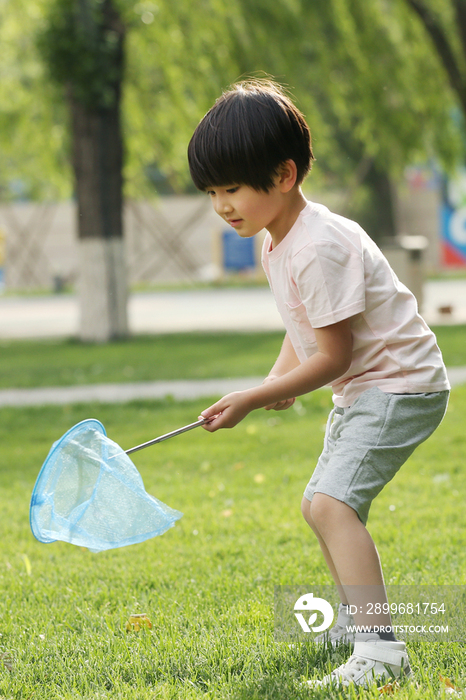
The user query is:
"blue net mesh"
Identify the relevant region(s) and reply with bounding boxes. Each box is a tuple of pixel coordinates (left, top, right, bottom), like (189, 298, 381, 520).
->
(30, 419, 182, 552)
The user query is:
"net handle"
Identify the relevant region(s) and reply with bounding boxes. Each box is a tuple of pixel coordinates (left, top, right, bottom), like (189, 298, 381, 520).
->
(125, 418, 206, 455)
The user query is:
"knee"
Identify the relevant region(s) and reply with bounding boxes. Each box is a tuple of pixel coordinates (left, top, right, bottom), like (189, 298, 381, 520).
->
(310, 493, 358, 535)
(301, 496, 320, 537)
(301, 496, 312, 525)
(301, 493, 348, 534)
(309, 493, 330, 531)
(309, 493, 342, 535)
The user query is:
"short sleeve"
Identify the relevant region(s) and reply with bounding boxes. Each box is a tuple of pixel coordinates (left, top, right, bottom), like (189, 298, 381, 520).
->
(292, 234, 366, 328)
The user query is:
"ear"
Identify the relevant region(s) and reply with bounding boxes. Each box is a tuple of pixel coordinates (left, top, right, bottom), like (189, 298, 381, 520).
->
(276, 159, 298, 193)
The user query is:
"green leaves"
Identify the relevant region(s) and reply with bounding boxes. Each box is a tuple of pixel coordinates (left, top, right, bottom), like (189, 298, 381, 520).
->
(2, 0, 466, 202)
(292, 0, 464, 175)
(0, 0, 72, 200)
(37, 0, 125, 109)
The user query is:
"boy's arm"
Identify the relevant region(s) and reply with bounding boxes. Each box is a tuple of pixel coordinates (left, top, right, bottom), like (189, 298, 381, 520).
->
(263, 333, 300, 411)
(266, 333, 300, 378)
(201, 318, 352, 431)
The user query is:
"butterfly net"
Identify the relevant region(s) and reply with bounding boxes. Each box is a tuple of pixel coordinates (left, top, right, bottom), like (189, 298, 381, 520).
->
(30, 419, 182, 552)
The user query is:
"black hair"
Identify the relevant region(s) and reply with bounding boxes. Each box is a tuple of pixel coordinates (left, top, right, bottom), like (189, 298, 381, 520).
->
(188, 79, 315, 192)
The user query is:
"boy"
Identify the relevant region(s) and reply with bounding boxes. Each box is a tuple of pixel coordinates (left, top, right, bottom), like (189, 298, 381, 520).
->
(187, 79, 450, 688)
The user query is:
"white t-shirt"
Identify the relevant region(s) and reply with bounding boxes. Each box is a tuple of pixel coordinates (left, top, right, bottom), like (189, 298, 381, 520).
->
(261, 201, 450, 407)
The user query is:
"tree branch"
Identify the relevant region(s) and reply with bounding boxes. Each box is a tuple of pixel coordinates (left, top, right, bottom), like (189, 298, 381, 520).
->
(453, 0, 466, 66)
(405, 0, 466, 111)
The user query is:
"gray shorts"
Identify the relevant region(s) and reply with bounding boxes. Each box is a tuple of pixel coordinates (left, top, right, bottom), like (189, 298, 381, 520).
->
(303, 387, 449, 524)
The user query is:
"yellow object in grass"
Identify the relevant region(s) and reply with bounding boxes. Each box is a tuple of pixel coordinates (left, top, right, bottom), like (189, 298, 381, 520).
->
(125, 613, 152, 632)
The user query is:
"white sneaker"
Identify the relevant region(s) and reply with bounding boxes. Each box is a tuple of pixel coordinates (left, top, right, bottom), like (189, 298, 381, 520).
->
(306, 633, 412, 688)
(313, 603, 355, 647)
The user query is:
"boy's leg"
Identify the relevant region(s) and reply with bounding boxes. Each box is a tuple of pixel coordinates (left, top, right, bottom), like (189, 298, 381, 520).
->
(301, 496, 348, 605)
(303, 492, 411, 688)
(301, 495, 356, 646)
(308, 492, 393, 633)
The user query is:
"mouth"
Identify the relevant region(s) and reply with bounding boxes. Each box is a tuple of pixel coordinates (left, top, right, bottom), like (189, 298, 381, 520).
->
(226, 218, 243, 227)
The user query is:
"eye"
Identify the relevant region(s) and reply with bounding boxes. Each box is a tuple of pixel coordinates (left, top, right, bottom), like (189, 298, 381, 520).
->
(226, 186, 239, 194)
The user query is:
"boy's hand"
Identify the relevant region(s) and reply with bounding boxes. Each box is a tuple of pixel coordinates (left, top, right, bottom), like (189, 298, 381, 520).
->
(200, 391, 253, 432)
(262, 375, 296, 411)
(199, 321, 352, 433)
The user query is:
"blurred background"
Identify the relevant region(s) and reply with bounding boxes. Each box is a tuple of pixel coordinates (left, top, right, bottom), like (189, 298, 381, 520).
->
(1, 0, 466, 342)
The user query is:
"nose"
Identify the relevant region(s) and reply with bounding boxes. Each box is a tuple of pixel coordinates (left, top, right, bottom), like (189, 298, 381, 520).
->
(213, 194, 233, 216)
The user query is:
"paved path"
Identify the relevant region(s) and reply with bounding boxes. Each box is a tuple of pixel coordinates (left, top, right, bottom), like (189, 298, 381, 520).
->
(0, 368, 465, 408)
(0, 279, 466, 339)
(0, 377, 264, 408)
(0, 288, 284, 339)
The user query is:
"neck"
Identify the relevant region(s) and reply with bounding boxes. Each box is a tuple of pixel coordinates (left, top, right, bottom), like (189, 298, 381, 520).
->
(268, 188, 307, 248)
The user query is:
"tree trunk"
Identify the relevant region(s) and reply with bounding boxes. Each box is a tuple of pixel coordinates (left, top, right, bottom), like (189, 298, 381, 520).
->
(360, 162, 397, 242)
(69, 0, 128, 342)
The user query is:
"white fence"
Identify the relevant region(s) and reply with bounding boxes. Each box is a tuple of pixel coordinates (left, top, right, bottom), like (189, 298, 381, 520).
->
(0, 185, 444, 293)
(0, 196, 224, 291)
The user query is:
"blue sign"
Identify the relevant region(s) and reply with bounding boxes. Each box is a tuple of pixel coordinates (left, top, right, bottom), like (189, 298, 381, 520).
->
(222, 229, 255, 271)
(441, 205, 466, 266)
(441, 171, 466, 266)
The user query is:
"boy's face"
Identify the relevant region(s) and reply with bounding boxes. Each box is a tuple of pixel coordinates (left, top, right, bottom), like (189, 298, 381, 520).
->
(206, 182, 287, 240)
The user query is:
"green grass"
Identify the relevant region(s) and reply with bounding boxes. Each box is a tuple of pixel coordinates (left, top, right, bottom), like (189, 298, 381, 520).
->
(1, 387, 465, 698)
(0, 332, 283, 389)
(1, 325, 466, 390)
(430, 325, 466, 367)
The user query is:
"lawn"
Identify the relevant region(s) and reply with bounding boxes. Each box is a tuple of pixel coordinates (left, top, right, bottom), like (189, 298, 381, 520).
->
(0, 332, 283, 389)
(1, 383, 465, 698)
(0, 325, 465, 389)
